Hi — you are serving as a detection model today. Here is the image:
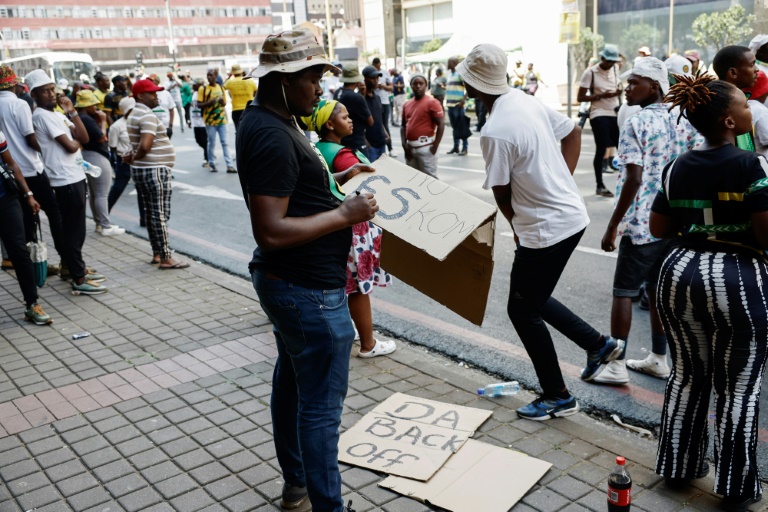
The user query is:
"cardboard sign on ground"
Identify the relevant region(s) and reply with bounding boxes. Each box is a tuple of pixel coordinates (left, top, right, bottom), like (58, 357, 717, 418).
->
(345, 156, 497, 326)
(380, 439, 553, 512)
(338, 393, 492, 481)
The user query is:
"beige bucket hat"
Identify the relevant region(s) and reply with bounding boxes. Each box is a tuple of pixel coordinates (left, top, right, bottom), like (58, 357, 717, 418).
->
(247, 29, 338, 79)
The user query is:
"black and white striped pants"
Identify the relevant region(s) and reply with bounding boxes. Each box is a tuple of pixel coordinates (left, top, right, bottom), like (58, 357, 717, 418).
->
(655, 247, 768, 500)
(131, 166, 172, 261)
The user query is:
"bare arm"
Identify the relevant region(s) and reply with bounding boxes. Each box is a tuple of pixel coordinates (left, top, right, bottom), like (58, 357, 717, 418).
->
(560, 124, 581, 174)
(2, 149, 40, 214)
(247, 193, 378, 251)
(430, 116, 445, 155)
(366, 115, 374, 127)
(401, 118, 412, 160)
(649, 211, 677, 239)
(491, 184, 515, 227)
(24, 133, 41, 152)
(751, 211, 768, 249)
(576, 85, 621, 103)
(58, 96, 89, 145)
(601, 163, 642, 252)
(123, 132, 155, 164)
(332, 163, 374, 185)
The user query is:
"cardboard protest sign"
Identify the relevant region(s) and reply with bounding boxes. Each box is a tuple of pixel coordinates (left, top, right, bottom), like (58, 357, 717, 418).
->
(345, 156, 497, 325)
(380, 439, 553, 512)
(338, 393, 492, 481)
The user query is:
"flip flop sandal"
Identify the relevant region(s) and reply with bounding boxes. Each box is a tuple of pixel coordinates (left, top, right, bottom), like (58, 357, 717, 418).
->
(159, 262, 191, 270)
(358, 339, 396, 358)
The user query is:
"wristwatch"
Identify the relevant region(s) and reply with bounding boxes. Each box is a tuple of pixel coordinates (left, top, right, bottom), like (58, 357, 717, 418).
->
(24, 191, 34, 198)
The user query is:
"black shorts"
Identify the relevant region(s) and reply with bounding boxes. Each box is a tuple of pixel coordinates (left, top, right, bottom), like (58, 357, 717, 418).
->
(613, 237, 671, 297)
(590, 115, 619, 148)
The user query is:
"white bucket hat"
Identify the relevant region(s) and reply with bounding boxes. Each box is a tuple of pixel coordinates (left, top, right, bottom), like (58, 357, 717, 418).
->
(456, 44, 510, 96)
(620, 57, 670, 96)
(24, 69, 55, 92)
(247, 29, 338, 79)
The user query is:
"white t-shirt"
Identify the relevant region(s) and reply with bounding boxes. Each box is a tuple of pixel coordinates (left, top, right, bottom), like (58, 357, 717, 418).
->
(31, 108, 86, 187)
(163, 79, 182, 104)
(108, 116, 132, 157)
(0, 90, 44, 177)
(153, 90, 176, 129)
(749, 99, 768, 158)
(480, 89, 590, 249)
(376, 69, 392, 105)
(579, 64, 621, 119)
(617, 103, 642, 136)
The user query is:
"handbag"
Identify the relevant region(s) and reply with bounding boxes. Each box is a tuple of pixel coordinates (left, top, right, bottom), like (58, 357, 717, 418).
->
(26, 216, 48, 288)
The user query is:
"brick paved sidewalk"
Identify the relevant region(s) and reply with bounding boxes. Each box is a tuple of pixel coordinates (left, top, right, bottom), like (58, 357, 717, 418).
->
(0, 225, 763, 512)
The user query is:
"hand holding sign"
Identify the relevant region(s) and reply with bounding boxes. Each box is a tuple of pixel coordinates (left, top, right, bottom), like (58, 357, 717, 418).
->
(341, 192, 378, 225)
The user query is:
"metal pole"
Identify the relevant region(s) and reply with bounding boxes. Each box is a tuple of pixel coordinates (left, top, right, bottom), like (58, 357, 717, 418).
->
(668, 0, 674, 55)
(0, 32, 10, 60)
(593, 0, 598, 59)
(401, 5, 407, 69)
(567, 44, 572, 118)
(164, 0, 177, 67)
(325, 0, 334, 60)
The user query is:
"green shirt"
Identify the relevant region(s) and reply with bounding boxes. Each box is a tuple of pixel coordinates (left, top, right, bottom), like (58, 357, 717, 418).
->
(180, 82, 193, 107)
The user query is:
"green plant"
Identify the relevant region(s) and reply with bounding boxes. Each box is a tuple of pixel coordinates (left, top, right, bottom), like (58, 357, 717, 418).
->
(572, 27, 604, 77)
(692, 4, 756, 50)
(420, 38, 443, 54)
(620, 23, 661, 57)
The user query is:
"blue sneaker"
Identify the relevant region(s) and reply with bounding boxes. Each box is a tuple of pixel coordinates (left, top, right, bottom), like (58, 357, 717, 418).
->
(581, 336, 626, 382)
(517, 395, 579, 421)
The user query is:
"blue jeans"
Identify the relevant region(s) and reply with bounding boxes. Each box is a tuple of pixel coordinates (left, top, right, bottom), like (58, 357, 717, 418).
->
(252, 271, 354, 512)
(368, 145, 387, 162)
(205, 124, 233, 168)
(447, 105, 468, 151)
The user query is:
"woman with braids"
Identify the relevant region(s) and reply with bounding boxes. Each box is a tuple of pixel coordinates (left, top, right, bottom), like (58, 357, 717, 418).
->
(650, 75, 768, 512)
(302, 99, 396, 358)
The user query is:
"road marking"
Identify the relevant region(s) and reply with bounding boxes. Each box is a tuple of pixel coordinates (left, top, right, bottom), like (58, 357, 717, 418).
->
(576, 245, 618, 259)
(128, 181, 242, 201)
(439, 165, 486, 174)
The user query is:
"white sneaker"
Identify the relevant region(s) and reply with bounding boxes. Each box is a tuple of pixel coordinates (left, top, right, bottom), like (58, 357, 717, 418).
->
(95, 225, 102, 233)
(627, 353, 670, 379)
(100, 226, 125, 236)
(591, 359, 630, 385)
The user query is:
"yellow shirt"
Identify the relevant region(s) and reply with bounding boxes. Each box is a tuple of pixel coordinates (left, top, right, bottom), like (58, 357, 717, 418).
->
(223, 77, 257, 112)
(93, 89, 107, 110)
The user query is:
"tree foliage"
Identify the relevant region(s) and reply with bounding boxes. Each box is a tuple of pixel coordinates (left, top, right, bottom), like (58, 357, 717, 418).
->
(692, 4, 756, 50)
(572, 27, 604, 77)
(420, 38, 443, 54)
(620, 23, 662, 57)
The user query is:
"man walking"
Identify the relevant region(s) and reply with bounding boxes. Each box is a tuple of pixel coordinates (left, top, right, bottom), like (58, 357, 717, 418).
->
(446, 57, 469, 155)
(391, 69, 406, 126)
(198, 69, 235, 173)
(431, 68, 447, 112)
(372, 57, 394, 156)
(124, 79, 189, 270)
(401, 73, 444, 178)
(163, 72, 185, 132)
(337, 65, 374, 159)
(224, 64, 257, 130)
(27, 70, 109, 295)
(362, 66, 389, 162)
(237, 28, 375, 512)
(458, 44, 623, 420)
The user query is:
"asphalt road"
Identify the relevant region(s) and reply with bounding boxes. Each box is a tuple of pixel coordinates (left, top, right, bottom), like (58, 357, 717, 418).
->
(106, 114, 767, 478)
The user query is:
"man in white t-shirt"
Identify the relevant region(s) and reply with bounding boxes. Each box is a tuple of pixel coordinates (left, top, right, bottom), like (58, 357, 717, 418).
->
(149, 74, 176, 137)
(457, 44, 624, 421)
(163, 72, 184, 132)
(26, 69, 108, 295)
(0, 65, 68, 265)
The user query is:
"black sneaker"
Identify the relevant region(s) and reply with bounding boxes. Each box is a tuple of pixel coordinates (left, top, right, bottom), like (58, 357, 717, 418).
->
(596, 187, 614, 197)
(581, 336, 625, 381)
(447, 148, 459, 155)
(280, 483, 309, 510)
(459, 148, 468, 156)
(345, 500, 356, 512)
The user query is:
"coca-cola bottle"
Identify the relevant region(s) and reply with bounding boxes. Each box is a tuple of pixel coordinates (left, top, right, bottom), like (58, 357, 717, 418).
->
(607, 456, 632, 511)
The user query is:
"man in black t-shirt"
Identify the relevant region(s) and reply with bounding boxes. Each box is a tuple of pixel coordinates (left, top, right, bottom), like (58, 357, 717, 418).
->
(336, 64, 374, 160)
(103, 76, 130, 125)
(236, 29, 376, 512)
(362, 65, 388, 161)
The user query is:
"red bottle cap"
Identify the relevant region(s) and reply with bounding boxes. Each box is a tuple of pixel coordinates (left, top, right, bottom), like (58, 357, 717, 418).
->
(616, 456, 626, 465)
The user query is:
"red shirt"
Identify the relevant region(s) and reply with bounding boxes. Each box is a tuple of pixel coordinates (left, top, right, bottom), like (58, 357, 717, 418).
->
(403, 95, 443, 141)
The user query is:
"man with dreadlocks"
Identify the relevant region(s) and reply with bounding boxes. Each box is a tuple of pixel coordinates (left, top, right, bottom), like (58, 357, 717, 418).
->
(598, 58, 702, 385)
(650, 74, 768, 512)
(712, 45, 759, 152)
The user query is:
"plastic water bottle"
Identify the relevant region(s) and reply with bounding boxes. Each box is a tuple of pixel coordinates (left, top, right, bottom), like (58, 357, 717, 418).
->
(477, 381, 520, 397)
(82, 161, 102, 178)
(607, 456, 632, 511)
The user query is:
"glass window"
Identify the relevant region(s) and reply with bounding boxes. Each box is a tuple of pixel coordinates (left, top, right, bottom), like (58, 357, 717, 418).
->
(123, 7, 132, 17)
(0, 7, 7, 18)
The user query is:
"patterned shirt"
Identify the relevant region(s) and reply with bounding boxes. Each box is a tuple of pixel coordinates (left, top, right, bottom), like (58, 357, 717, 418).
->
(616, 103, 703, 245)
(197, 84, 227, 126)
(445, 72, 465, 108)
(126, 103, 175, 169)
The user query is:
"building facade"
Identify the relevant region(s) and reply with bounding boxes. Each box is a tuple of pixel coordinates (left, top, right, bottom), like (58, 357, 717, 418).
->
(1, 0, 274, 62)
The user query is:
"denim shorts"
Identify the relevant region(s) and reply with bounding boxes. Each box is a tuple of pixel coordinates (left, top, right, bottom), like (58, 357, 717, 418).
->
(613, 237, 671, 297)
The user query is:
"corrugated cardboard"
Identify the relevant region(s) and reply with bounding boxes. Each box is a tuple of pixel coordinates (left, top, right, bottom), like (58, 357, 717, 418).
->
(380, 439, 553, 512)
(338, 393, 492, 481)
(345, 156, 497, 325)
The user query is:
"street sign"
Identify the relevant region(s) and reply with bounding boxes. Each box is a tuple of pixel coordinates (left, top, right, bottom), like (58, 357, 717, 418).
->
(559, 11, 580, 44)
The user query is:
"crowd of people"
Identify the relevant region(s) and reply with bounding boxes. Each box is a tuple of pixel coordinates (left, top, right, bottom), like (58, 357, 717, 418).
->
(2, 28, 768, 512)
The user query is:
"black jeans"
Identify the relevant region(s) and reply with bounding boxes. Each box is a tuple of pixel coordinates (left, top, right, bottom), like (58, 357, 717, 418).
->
(508, 229, 603, 397)
(108, 155, 131, 212)
(52, 180, 87, 280)
(183, 103, 191, 126)
(0, 195, 38, 306)
(381, 103, 392, 151)
(194, 127, 209, 162)
(21, 172, 66, 259)
(589, 115, 619, 189)
(232, 109, 244, 131)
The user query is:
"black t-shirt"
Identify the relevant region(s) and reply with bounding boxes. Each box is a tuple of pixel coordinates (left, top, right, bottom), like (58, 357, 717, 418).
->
(236, 104, 352, 289)
(337, 88, 371, 150)
(104, 90, 130, 120)
(364, 93, 387, 147)
(652, 144, 768, 256)
(79, 114, 110, 159)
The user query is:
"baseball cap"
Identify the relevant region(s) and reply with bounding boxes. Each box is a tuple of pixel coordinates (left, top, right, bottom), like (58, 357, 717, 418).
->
(362, 65, 382, 79)
(24, 69, 55, 92)
(684, 50, 700, 62)
(340, 65, 364, 83)
(664, 55, 693, 77)
(620, 57, 670, 96)
(0, 65, 21, 91)
(132, 79, 164, 96)
(745, 70, 768, 98)
(599, 44, 622, 62)
(118, 96, 136, 114)
(57, 78, 69, 90)
(456, 44, 510, 95)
